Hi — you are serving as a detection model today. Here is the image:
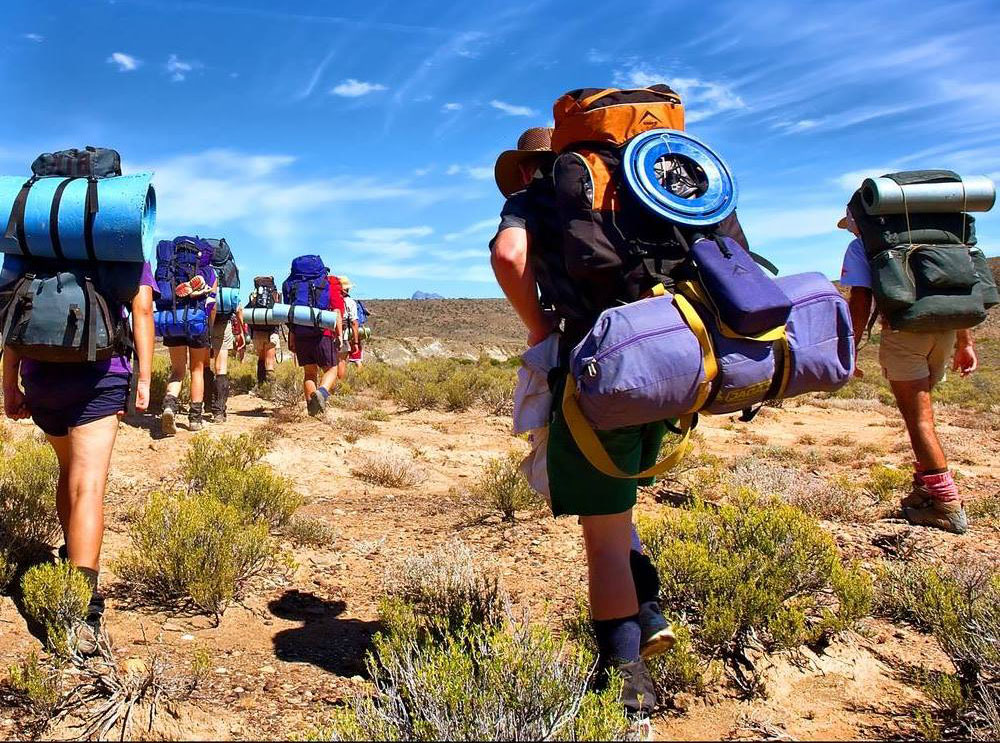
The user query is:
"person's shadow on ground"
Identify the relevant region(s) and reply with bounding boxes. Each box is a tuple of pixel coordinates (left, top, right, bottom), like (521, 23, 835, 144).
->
(268, 589, 380, 678)
(5, 547, 58, 646)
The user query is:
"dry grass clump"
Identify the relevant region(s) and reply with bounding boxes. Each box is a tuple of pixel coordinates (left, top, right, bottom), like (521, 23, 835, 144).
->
(353, 358, 517, 414)
(337, 417, 379, 443)
(363, 408, 391, 422)
(351, 452, 426, 489)
(284, 516, 336, 548)
(472, 451, 541, 521)
(0, 437, 60, 589)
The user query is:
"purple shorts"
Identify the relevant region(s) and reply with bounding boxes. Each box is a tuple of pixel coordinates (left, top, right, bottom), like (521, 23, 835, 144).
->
(24, 372, 129, 437)
(293, 333, 339, 369)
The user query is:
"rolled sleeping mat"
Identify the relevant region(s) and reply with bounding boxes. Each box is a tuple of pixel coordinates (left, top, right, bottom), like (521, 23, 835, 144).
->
(0, 173, 156, 262)
(245, 303, 340, 331)
(861, 175, 996, 215)
(154, 308, 208, 339)
(569, 272, 853, 430)
(218, 287, 240, 314)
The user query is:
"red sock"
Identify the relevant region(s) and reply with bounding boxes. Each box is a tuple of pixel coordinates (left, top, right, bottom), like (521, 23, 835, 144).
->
(922, 471, 959, 504)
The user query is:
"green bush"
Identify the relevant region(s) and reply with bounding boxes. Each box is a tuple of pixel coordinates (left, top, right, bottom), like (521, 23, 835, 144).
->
(472, 451, 540, 521)
(0, 437, 60, 583)
(114, 492, 278, 618)
(259, 361, 305, 408)
(639, 494, 872, 668)
(182, 432, 269, 489)
(864, 464, 911, 502)
(7, 651, 59, 715)
(225, 357, 258, 395)
(363, 408, 391, 422)
(386, 541, 508, 636)
(21, 561, 91, 656)
(322, 620, 629, 741)
(205, 464, 304, 530)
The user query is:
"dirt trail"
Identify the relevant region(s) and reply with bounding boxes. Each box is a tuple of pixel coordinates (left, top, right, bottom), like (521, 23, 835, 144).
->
(1, 388, 998, 740)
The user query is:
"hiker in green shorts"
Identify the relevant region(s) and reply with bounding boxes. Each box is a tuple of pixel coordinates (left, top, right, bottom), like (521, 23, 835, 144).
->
(490, 127, 673, 714)
(839, 206, 979, 534)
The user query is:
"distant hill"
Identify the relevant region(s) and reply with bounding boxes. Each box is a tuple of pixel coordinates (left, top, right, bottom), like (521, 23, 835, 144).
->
(412, 291, 445, 300)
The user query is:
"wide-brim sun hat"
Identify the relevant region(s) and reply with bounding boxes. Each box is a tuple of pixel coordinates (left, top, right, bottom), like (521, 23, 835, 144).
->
(494, 127, 556, 197)
(837, 207, 857, 232)
(338, 276, 353, 292)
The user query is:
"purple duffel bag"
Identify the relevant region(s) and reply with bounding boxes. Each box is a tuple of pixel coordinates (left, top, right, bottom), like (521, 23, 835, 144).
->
(570, 272, 854, 430)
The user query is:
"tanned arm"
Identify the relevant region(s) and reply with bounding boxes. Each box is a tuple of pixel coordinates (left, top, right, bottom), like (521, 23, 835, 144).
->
(848, 287, 873, 378)
(131, 285, 155, 412)
(490, 227, 553, 346)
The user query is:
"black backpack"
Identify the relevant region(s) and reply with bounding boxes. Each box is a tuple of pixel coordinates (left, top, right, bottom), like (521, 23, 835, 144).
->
(207, 238, 239, 290)
(0, 147, 138, 363)
(248, 276, 277, 310)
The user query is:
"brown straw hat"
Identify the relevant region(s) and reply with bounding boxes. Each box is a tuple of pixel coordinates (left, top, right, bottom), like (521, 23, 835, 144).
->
(494, 127, 556, 197)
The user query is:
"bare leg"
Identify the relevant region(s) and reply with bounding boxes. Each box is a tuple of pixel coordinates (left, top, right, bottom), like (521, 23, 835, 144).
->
(890, 377, 948, 471)
(581, 510, 638, 620)
(165, 346, 188, 399)
(189, 348, 209, 403)
(303, 364, 319, 399)
(320, 364, 338, 393)
(47, 415, 119, 571)
(214, 345, 229, 376)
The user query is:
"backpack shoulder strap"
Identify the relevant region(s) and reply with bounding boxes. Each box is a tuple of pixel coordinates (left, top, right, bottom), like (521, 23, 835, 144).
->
(3, 177, 39, 256)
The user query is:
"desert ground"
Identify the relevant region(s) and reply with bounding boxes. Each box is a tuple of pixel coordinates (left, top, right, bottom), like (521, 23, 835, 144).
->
(1, 275, 999, 741)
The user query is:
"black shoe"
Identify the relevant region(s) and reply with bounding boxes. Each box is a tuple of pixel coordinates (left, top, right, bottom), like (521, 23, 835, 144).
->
(161, 395, 178, 436)
(73, 593, 105, 657)
(306, 391, 326, 418)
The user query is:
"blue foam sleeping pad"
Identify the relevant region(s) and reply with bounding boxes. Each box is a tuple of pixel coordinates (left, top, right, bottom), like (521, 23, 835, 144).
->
(245, 303, 340, 330)
(218, 287, 240, 314)
(0, 173, 156, 263)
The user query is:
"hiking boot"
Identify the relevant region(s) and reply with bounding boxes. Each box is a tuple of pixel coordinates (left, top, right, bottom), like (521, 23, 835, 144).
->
(189, 402, 204, 432)
(204, 369, 215, 413)
(161, 394, 178, 436)
(900, 469, 930, 511)
(256, 358, 267, 387)
(638, 602, 675, 659)
(904, 500, 969, 535)
(72, 593, 105, 657)
(614, 659, 657, 714)
(306, 391, 326, 418)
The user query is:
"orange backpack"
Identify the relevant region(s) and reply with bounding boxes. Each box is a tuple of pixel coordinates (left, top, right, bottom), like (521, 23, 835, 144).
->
(551, 85, 685, 153)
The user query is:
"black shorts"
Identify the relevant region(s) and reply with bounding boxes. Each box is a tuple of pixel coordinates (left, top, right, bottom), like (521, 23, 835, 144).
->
(294, 333, 338, 369)
(26, 382, 128, 437)
(164, 333, 211, 350)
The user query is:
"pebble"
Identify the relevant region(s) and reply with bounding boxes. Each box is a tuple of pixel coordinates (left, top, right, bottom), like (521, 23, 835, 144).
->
(234, 687, 245, 693)
(181, 634, 195, 641)
(215, 667, 229, 675)
(259, 665, 276, 674)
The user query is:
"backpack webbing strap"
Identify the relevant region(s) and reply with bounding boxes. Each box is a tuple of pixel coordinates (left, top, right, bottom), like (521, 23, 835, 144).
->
(750, 252, 780, 276)
(677, 280, 788, 343)
(3, 177, 38, 256)
(561, 377, 695, 480)
(1, 277, 34, 347)
(83, 177, 100, 262)
(49, 177, 76, 261)
(84, 279, 101, 362)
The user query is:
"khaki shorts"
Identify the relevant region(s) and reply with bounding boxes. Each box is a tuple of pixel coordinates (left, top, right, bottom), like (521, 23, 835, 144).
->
(879, 329, 956, 386)
(211, 317, 235, 354)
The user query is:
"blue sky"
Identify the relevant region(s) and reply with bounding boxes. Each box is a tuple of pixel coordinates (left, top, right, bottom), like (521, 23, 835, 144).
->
(2, 0, 999, 299)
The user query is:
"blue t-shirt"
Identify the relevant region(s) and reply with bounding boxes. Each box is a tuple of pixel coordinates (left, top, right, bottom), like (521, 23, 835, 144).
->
(840, 239, 872, 289)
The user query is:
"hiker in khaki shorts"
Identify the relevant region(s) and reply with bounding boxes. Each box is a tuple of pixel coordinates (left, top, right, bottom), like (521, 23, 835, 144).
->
(839, 207, 979, 534)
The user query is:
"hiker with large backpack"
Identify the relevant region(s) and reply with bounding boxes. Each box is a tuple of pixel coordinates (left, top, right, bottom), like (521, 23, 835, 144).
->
(337, 275, 361, 377)
(204, 237, 244, 423)
(839, 173, 997, 534)
(492, 87, 854, 715)
(282, 256, 343, 416)
(246, 276, 282, 386)
(154, 236, 218, 434)
(0, 146, 157, 655)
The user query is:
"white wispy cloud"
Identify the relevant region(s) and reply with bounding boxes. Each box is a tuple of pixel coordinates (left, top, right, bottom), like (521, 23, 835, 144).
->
(107, 52, 141, 72)
(354, 226, 433, 242)
(442, 102, 463, 112)
(22, 33, 44, 42)
(832, 167, 896, 192)
(331, 78, 388, 97)
(446, 164, 492, 180)
(165, 54, 197, 82)
(490, 100, 537, 117)
(613, 68, 745, 123)
(738, 206, 843, 243)
(444, 218, 498, 243)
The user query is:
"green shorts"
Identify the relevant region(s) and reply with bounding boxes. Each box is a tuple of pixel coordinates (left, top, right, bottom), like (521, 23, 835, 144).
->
(547, 376, 668, 517)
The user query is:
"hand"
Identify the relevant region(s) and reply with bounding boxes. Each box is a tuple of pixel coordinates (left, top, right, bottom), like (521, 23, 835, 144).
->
(953, 343, 978, 377)
(3, 386, 29, 420)
(135, 379, 150, 413)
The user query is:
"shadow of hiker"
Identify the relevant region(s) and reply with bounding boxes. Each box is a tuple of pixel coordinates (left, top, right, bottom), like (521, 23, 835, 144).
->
(268, 589, 380, 678)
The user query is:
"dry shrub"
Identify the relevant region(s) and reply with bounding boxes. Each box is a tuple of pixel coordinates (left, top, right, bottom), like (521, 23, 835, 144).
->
(351, 452, 426, 489)
(114, 492, 278, 618)
(472, 451, 541, 521)
(0, 437, 60, 588)
(363, 408, 391, 422)
(337, 417, 378, 444)
(182, 431, 269, 488)
(21, 561, 91, 657)
(285, 516, 336, 547)
(353, 358, 517, 414)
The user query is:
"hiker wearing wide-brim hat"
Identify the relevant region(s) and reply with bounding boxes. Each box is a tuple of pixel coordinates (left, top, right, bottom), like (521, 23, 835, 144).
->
(494, 127, 557, 198)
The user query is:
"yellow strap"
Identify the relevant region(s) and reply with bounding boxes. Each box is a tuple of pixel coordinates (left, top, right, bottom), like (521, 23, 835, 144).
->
(672, 292, 717, 412)
(775, 334, 793, 400)
(678, 280, 788, 343)
(561, 377, 694, 480)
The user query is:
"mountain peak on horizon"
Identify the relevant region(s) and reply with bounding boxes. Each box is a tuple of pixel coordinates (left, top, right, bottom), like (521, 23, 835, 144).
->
(412, 290, 445, 300)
